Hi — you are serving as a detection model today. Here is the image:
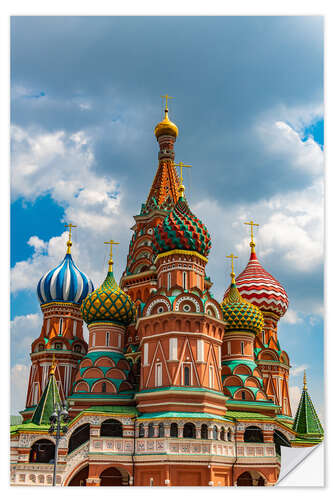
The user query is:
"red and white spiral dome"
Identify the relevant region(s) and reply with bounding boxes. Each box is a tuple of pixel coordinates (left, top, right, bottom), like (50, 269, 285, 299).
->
(224, 248, 288, 319)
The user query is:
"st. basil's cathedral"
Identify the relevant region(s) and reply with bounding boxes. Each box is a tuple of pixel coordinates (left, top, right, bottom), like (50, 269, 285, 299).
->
(10, 100, 323, 487)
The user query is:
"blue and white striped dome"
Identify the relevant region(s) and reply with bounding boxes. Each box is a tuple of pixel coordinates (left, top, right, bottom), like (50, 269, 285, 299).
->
(37, 253, 94, 305)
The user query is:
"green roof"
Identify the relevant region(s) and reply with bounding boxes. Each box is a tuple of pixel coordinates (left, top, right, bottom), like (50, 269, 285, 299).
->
(138, 386, 225, 397)
(225, 410, 273, 421)
(31, 370, 62, 426)
(293, 383, 324, 437)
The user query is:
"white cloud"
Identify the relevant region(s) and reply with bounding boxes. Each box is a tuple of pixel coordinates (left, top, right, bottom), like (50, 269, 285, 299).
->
(281, 309, 303, 325)
(289, 385, 302, 417)
(11, 364, 30, 415)
(290, 364, 309, 377)
(11, 126, 121, 231)
(11, 313, 42, 364)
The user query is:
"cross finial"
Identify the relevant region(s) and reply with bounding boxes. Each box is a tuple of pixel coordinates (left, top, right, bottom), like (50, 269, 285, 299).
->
(173, 161, 192, 197)
(64, 223, 77, 254)
(303, 370, 307, 390)
(244, 220, 259, 252)
(161, 94, 173, 112)
(104, 239, 120, 272)
(226, 253, 238, 284)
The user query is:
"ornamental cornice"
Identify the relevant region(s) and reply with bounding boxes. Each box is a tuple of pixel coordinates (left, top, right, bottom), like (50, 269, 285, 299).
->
(155, 249, 208, 264)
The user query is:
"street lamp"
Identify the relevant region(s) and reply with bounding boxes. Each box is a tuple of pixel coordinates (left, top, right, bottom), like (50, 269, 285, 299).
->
(48, 402, 71, 486)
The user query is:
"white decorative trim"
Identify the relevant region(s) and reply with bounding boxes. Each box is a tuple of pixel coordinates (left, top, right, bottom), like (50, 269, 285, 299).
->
(145, 298, 171, 316)
(174, 295, 201, 312)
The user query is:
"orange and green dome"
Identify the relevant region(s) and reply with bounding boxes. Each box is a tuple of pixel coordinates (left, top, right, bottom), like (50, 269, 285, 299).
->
(81, 270, 136, 326)
(221, 281, 264, 335)
(152, 195, 211, 258)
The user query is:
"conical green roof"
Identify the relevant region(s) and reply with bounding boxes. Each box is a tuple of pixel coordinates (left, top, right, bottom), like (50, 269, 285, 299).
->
(31, 368, 62, 426)
(292, 372, 323, 438)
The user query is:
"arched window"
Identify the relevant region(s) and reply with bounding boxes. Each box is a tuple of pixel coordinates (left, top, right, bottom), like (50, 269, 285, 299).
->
(183, 422, 196, 439)
(158, 423, 164, 437)
(183, 272, 187, 290)
(244, 426, 263, 443)
(102, 382, 106, 393)
(100, 419, 123, 437)
(29, 439, 55, 464)
(167, 272, 171, 290)
(59, 318, 63, 335)
(138, 423, 145, 438)
(74, 344, 81, 353)
(241, 390, 246, 400)
(201, 424, 208, 440)
(148, 423, 154, 438)
(220, 427, 225, 441)
(38, 343, 44, 352)
(227, 429, 233, 441)
(241, 341, 244, 355)
(212, 425, 218, 440)
(92, 333, 96, 347)
(106, 332, 110, 346)
(170, 423, 178, 438)
(68, 424, 90, 454)
(262, 331, 265, 344)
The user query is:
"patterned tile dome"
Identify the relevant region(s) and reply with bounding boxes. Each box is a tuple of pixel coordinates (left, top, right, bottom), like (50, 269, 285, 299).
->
(81, 270, 136, 326)
(37, 253, 94, 306)
(221, 282, 264, 335)
(152, 195, 211, 257)
(225, 249, 289, 318)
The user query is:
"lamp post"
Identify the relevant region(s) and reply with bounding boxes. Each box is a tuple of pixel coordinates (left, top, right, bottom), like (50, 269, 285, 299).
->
(48, 402, 70, 486)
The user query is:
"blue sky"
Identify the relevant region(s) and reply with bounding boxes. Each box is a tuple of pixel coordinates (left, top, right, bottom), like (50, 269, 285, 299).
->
(10, 16, 324, 418)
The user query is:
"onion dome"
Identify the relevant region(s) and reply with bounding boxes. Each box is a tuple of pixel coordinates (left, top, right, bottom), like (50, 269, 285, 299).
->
(37, 252, 93, 306)
(81, 244, 136, 326)
(231, 248, 288, 318)
(221, 275, 264, 335)
(154, 105, 178, 139)
(152, 194, 211, 257)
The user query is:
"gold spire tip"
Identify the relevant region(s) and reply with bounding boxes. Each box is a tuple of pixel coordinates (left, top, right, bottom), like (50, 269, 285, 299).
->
(303, 370, 307, 390)
(244, 220, 259, 252)
(174, 161, 192, 197)
(64, 223, 77, 254)
(104, 239, 120, 272)
(49, 353, 56, 376)
(226, 253, 238, 284)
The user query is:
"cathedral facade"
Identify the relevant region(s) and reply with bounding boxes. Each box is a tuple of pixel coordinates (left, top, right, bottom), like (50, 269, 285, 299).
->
(10, 103, 323, 487)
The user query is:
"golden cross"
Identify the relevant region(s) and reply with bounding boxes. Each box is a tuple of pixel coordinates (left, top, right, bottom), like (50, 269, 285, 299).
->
(226, 253, 238, 275)
(161, 94, 174, 111)
(244, 220, 259, 249)
(104, 239, 120, 272)
(64, 223, 77, 254)
(174, 161, 192, 196)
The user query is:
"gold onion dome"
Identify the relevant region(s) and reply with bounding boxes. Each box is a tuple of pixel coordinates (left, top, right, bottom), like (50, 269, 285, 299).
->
(81, 265, 136, 326)
(154, 106, 178, 139)
(221, 278, 264, 336)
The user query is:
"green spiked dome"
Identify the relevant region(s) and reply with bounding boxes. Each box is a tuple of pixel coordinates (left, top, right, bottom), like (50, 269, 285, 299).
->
(221, 281, 264, 335)
(293, 371, 324, 441)
(81, 270, 136, 326)
(31, 364, 62, 426)
(152, 195, 211, 258)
